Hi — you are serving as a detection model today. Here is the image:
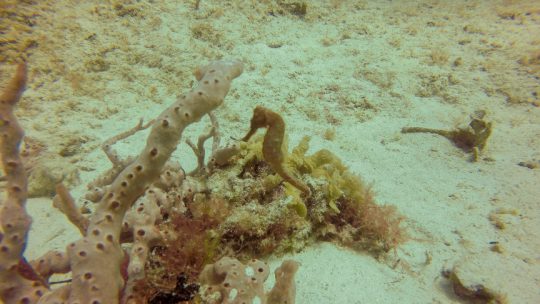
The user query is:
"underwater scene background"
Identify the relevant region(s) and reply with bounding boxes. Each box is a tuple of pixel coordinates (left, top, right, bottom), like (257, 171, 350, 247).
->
(1, 1, 539, 303)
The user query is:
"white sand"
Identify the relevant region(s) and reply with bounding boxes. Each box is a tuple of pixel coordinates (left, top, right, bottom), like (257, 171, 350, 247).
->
(2, 0, 539, 303)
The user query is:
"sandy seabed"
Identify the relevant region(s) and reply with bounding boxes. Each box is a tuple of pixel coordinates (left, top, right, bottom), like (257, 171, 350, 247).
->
(1, 1, 539, 303)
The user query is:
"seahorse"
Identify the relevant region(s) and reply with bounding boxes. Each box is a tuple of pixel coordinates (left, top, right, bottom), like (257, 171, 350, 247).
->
(242, 106, 311, 195)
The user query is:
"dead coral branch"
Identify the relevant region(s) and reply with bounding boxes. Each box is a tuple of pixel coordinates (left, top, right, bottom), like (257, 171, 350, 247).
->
(402, 111, 492, 161)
